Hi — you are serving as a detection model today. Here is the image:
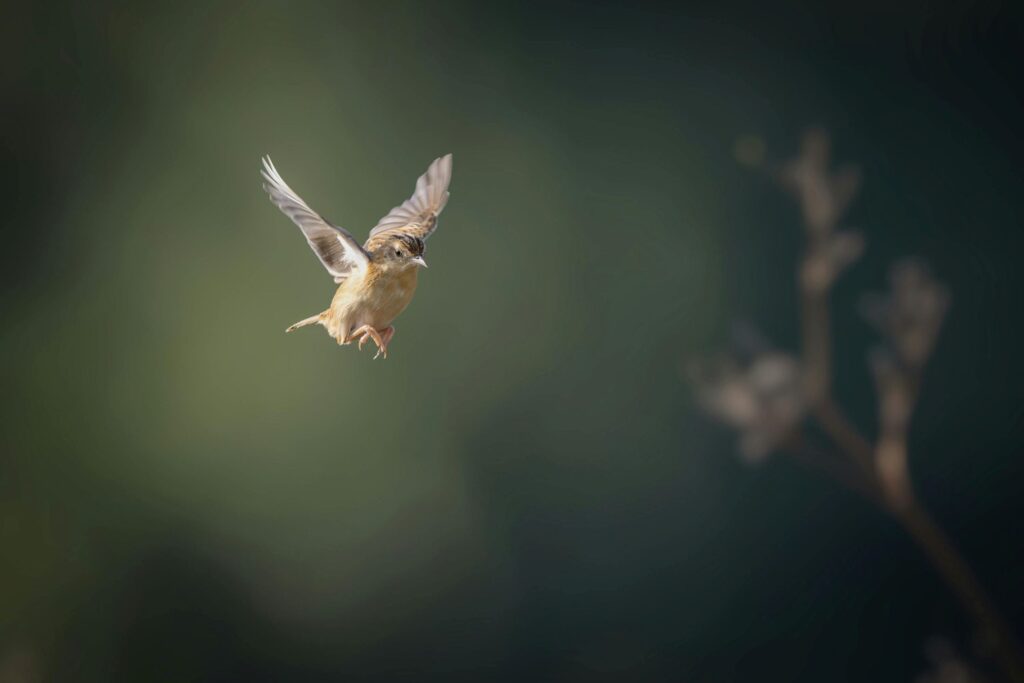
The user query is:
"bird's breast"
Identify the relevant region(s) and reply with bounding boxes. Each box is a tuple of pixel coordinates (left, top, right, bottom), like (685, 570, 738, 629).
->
(334, 266, 419, 328)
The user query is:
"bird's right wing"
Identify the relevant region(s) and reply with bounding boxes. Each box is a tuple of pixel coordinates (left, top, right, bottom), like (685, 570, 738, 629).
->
(364, 154, 452, 251)
(261, 156, 369, 283)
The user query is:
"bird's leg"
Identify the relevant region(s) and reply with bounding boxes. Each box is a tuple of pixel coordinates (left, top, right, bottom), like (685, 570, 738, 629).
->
(350, 324, 386, 359)
(359, 326, 394, 359)
(366, 326, 394, 359)
(379, 326, 395, 354)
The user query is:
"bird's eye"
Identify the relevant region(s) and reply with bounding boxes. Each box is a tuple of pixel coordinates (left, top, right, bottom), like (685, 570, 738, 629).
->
(395, 249, 402, 257)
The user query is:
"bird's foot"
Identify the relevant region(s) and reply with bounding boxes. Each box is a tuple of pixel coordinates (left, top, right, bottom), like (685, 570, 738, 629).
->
(364, 327, 395, 360)
(379, 326, 395, 355)
(351, 325, 389, 359)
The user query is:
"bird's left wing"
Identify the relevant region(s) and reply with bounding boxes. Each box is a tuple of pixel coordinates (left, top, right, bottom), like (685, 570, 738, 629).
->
(364, 154, 452, 251)
(261, 156, 369, 283)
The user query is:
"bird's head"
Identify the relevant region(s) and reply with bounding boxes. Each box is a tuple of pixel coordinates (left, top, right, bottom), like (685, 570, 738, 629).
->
(378, 234, 427, 270)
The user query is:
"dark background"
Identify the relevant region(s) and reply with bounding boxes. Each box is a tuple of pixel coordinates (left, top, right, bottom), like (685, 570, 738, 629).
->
(2, 1, 1023, 681)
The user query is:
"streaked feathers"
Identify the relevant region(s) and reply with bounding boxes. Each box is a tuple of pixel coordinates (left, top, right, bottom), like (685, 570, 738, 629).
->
(261, 156, 369, 283)
(364, 153, 453, 251)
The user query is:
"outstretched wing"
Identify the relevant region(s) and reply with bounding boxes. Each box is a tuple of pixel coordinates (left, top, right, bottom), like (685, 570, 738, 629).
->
(363, 154, 452, 251)
(261, 156, 369, 283)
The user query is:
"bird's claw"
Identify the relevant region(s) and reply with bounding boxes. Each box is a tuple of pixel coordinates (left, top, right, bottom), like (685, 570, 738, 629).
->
(354, 328, 387, 359)
(349, 325, 392, 360)
(357, 333, 386, 358)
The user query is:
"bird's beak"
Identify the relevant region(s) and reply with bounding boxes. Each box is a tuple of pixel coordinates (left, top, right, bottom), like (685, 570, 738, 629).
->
(411, 256, 428, 268)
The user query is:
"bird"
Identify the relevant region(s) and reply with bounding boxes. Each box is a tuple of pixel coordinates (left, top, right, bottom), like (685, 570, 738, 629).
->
(261, 153, 452, 359)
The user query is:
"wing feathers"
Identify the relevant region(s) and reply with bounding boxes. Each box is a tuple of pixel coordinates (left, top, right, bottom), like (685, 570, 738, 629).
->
(261, 156, 368, 283)
(366, 154, 453, 243)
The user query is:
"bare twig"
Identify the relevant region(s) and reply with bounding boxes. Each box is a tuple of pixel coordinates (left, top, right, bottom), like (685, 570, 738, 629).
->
(810, 398, 877, 477)
(784, 134, 1024, 682)
(698, 127, 1024, 683)
(897, 498, 1024, 683)
(800, 286, 832, 404)
(780, 431, 883, 506)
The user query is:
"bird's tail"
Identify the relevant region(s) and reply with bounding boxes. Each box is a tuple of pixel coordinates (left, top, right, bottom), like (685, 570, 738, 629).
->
(286, 311, 325, 333)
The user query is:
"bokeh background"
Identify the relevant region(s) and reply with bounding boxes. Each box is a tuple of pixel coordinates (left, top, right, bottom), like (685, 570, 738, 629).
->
(2, 1, 1023, 681)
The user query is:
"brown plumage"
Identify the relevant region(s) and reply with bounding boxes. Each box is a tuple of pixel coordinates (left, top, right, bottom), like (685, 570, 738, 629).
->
(262, 154, 452, 359)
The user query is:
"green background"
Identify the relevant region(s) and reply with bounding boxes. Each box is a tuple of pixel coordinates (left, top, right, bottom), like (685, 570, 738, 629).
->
(2, 2, 1023, 680)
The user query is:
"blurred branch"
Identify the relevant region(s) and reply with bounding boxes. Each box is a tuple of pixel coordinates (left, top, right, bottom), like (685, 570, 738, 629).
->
(800, 284, 832, 403)
(780, 431, 882, 506)
(814, 396, 877, 477)
(787, 131, 1023, 683)
(899, 497, 1024, 683)
(694, 128, 1024, 683)
(814, 270, 1021, 681)
(919, 638, 994, 683)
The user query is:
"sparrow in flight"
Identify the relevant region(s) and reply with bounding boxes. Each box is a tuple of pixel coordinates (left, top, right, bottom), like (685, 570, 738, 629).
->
(261, 153, 453, 359)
